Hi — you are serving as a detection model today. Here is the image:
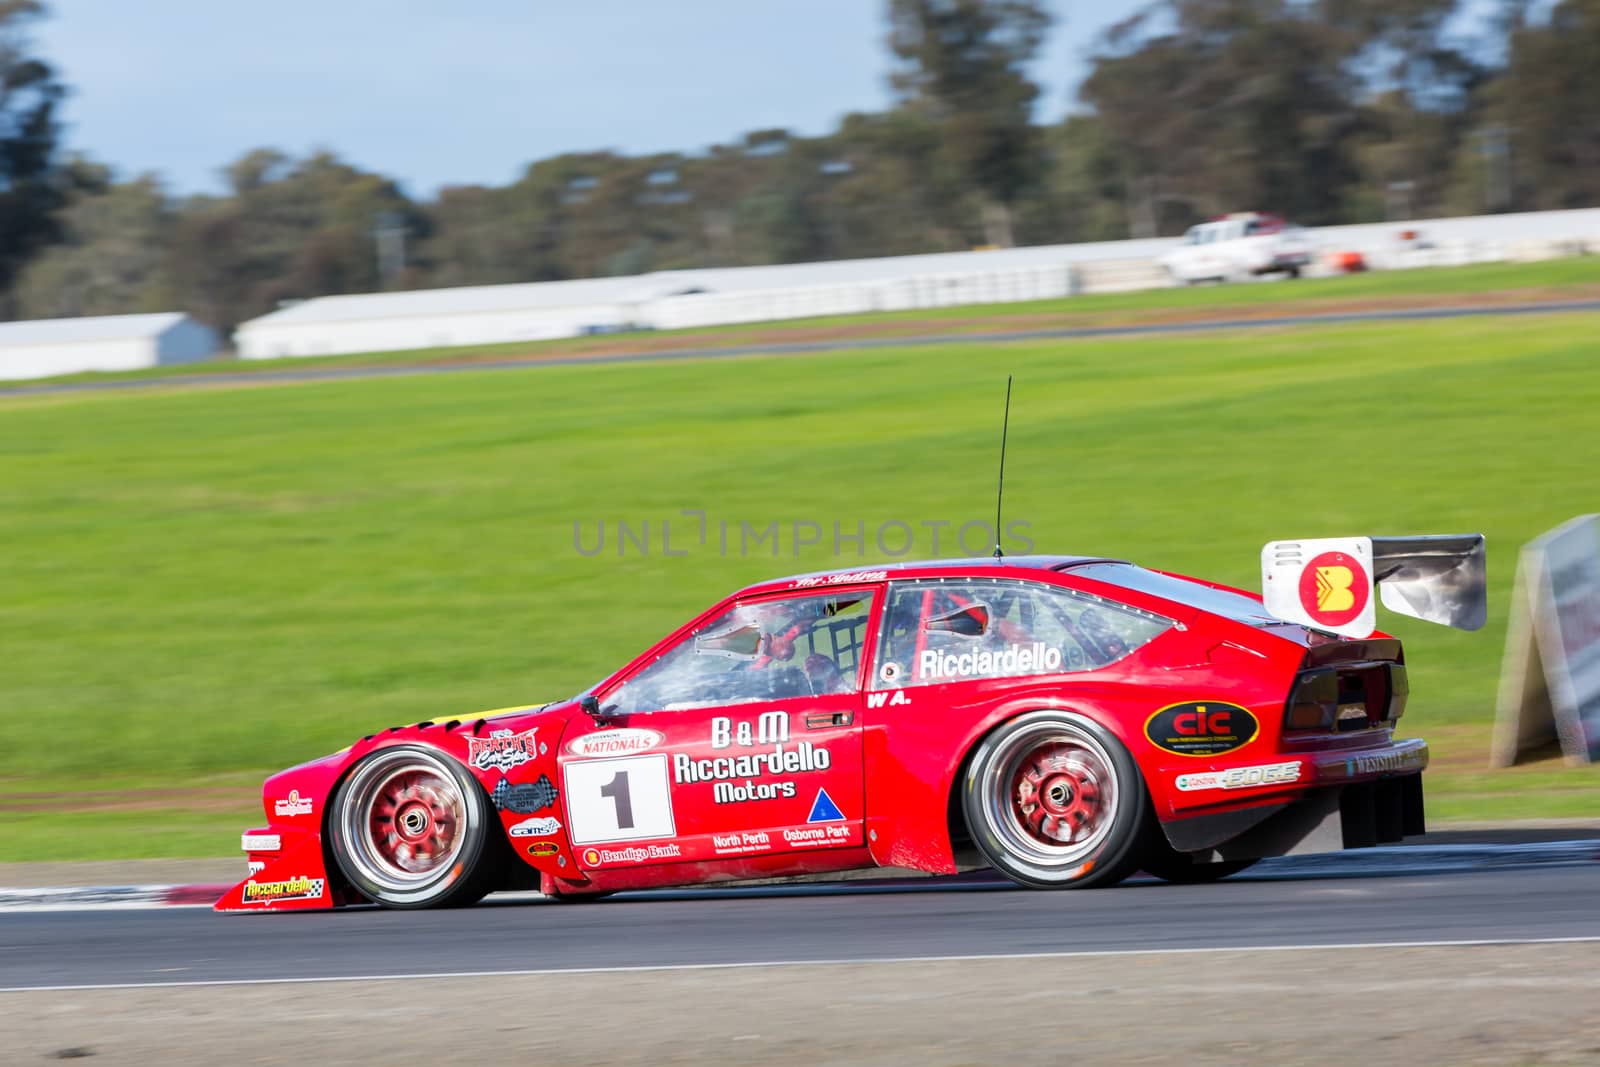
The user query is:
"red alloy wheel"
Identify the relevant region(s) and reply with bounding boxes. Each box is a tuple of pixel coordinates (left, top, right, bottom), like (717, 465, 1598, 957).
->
(973, 715, 1125, 876)
(1011, 742, 1108, 847)
(335, 748, 472, 899)
(368, 768, 462, 875)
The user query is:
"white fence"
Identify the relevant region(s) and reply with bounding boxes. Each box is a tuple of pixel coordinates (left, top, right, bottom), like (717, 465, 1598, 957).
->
(234, 207, 1600, 361)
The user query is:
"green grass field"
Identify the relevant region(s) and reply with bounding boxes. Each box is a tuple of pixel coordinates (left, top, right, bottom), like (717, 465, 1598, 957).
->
(2, 299, 1598, 859)
(18, 256, 1600, 387)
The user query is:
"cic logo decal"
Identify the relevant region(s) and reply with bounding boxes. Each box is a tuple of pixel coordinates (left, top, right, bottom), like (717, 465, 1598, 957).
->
(1144, 701, 1259, 757)
(1297, 550, 1369, 629)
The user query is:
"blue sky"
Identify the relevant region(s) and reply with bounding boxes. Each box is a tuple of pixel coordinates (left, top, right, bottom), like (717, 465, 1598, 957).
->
(32, 1, 1141, 198)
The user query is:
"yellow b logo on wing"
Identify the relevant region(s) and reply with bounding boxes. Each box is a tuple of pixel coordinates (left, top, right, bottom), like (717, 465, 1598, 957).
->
(1315, 565, 1355, 612)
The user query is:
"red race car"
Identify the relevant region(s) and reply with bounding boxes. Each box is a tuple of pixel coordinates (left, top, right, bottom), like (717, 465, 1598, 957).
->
(217, 535, 1485, 911)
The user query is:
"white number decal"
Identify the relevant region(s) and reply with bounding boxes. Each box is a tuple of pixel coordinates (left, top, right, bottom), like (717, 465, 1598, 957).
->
(564, 754, 676, 844)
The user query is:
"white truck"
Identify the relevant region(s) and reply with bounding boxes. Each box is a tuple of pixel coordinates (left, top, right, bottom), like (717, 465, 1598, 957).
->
(1160, 212, 1314, 284)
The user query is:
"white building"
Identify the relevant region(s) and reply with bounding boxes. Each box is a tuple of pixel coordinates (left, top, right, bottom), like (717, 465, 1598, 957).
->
(234, 277, 662, 361)
(0, 312, 222, 381)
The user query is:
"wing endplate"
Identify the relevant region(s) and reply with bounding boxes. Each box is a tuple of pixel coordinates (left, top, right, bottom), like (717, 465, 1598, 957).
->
(1261, 534, 1485, 637)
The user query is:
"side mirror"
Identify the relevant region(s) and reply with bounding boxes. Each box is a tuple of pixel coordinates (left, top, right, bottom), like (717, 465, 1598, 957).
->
(579, 694, 609, 725)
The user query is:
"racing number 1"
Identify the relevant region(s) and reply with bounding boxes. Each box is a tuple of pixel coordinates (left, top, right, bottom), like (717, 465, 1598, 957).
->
(599, 770, 634, 829)
(563, 753, 676, 844)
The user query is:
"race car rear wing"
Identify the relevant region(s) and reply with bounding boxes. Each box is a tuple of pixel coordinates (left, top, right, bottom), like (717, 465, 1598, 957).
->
(1261, 534, 1486, 638)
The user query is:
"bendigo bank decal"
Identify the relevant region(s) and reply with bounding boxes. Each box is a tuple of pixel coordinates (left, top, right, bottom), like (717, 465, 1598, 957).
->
(677, 712, 832, 803)
(1145, 701, 1259, 757)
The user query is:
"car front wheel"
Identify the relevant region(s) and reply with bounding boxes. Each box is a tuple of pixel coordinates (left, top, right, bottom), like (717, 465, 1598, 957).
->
(962, 712, 1149, 889)
(328, 745, 503, 908)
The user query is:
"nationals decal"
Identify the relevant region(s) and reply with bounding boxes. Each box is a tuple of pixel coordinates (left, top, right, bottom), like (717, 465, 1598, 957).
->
(567, 728, 663, 758)
(468, 727, 539, 772)
(1145, 701, 1259, 757)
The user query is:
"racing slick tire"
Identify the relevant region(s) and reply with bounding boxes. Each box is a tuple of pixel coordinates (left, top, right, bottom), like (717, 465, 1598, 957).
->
(1141, 843, 1258, 884)
(962, 711, 1149, 890)
(329, 745, 504, 909)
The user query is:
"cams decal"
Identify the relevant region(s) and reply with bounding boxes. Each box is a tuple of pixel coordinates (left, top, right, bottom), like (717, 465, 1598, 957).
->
(1145, 702, 1259, 757)
(567, 728, 663, 758)
(919, 643, 1062, 681)
(1175, 761, 1302, 792)
(241, 875, 325, 904)
(581, 843, 682, 866)
(273, 790, 314, 817)
(468, 727, 539, 772)
(507, 816, 561, 837)
(492, 774, 558, 813)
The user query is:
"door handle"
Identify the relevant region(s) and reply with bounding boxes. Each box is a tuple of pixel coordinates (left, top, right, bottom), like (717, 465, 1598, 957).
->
(806, 711, 852, 729)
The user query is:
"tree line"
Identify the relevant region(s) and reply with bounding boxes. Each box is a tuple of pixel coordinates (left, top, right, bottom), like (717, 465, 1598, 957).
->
(2, 0, 1597, 333)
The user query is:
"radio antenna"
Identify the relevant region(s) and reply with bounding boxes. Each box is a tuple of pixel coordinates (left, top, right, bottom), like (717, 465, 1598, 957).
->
(993, 375, 1012, 560)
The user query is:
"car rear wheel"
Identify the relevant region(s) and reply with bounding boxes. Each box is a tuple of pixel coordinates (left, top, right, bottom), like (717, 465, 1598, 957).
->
(329, 745, 502, 909)
(962, 712, 1149, 889)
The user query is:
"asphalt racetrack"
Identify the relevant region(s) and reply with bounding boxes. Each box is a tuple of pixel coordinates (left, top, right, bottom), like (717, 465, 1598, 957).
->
(5, 847, 1599, 991)
(5, 848, 1600, 1066)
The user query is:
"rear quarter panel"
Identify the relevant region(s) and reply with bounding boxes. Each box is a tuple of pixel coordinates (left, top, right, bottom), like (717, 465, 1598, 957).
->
(861, 600, 1308, 873)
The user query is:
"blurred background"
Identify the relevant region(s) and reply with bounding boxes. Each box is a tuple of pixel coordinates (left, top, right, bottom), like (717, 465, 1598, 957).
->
(3, 0, 1598, 330)
(0, 0, 1596, 864)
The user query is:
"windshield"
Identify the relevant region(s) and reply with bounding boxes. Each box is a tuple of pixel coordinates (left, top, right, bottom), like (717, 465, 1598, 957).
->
(604, 591, 873, 714)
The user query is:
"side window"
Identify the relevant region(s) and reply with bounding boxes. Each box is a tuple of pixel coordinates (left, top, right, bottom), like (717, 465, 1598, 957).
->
(606, 591, 872, 714)
(874, 580, 1170, 689)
